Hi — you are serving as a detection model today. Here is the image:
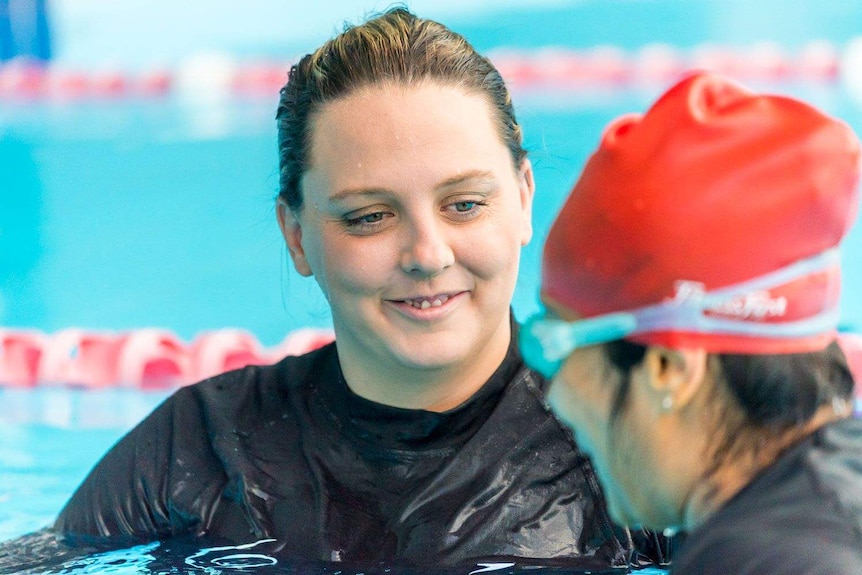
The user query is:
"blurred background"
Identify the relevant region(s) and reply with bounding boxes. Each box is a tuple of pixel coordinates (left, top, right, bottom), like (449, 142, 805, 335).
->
(3, 0, 862, 348)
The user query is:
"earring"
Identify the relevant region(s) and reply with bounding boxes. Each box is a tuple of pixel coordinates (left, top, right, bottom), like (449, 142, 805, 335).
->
(661, 395, 674, 411)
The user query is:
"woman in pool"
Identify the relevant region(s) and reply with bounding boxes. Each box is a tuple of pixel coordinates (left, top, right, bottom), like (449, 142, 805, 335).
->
(51, 8, 662, 568)
(520, 71, 862, 573)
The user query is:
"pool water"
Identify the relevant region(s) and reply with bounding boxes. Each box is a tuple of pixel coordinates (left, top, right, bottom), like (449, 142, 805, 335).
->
(0, 388, 169, 541)
(2, 83, 860, 569)
(1, 533, 669, 575)
(1, 87, 859, 575)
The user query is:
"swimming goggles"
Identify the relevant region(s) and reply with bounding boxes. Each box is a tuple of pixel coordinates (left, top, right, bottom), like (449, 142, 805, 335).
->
(520, 248, 842, 379)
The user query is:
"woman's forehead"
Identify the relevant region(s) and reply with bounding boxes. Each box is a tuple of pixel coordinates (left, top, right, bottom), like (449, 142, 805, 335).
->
(302, 83, 512, 195)
(309, 82, 498, 143)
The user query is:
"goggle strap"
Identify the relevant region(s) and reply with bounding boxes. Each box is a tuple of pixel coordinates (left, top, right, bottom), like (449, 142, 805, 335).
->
(529, 247, 842, 363)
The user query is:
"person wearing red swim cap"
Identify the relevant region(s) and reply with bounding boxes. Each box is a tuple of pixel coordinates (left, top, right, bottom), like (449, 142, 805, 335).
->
(520, 71, 862, 574)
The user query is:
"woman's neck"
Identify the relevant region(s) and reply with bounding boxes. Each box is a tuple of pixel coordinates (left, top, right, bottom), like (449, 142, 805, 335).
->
(682, 401, 852, 531)
(335, 321, 513, 412)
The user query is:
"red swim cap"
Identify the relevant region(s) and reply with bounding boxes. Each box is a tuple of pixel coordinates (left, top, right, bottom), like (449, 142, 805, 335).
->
(542, 71, 861, 353)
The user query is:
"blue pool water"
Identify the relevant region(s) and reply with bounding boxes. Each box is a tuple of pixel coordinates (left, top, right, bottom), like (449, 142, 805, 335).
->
(0, 389, 168, 541)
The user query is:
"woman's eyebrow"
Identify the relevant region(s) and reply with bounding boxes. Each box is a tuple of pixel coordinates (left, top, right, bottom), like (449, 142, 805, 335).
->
(435, 170, 497, 190)
(328, 170, 497, 204)
(328, 187, 390, 204)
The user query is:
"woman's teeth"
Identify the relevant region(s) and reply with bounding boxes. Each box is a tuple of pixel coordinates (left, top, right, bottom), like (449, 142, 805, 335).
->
(405, 295, 449, 309)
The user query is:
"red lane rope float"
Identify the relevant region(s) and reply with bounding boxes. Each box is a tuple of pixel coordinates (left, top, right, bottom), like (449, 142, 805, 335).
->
(489, 41, 842, 89)
(0, 327, 334, 389)
(1, 327, 860, 394)
(0, 40, 854, 102)
(0, 60, 176, 101)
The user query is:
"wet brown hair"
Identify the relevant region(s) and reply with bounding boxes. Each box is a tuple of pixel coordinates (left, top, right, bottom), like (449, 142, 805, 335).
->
(275, 7, 527, 211)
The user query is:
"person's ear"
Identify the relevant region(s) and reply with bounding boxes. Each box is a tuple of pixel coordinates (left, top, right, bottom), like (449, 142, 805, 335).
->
(517, 158, 535, 246)
(276, 200, 313, 277)
(641, 346, 708, 412)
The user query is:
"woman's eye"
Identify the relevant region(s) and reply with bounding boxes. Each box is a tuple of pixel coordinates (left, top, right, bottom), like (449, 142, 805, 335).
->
(453, 201, 477, 212)
(344, 210, 392, 232)
(445, 198, 487, 218)
(356, 212, 384, 224)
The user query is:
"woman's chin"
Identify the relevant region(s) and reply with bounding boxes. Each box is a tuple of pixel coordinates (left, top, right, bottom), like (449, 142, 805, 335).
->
(607, 498, 672, 533)
(390, 345, 470, 371)
(604, 489, 644, 531)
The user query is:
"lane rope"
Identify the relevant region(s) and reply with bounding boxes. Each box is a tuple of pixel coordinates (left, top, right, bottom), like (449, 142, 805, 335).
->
(0, 327, 335, 388)
(2, 39, 861, 101)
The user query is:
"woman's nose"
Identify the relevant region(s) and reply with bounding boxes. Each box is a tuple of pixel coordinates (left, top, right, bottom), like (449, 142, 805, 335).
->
(399, 220, 455, 276)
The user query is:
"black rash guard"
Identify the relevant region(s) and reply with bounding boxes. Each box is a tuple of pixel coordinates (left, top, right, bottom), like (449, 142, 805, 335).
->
(672, 416, 862, 574)
(54, 334, 650, 567)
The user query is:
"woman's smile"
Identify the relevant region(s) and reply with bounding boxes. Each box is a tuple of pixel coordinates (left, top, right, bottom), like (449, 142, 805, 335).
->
(386, 291, 468, 320)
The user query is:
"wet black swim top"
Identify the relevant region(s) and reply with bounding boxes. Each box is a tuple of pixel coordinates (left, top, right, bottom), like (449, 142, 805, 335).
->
(54, 332, 655, 567)
(671, 416, 862, 574)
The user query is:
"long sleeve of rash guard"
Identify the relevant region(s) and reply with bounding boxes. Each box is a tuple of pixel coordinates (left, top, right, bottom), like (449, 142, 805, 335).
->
(54, 388, 229, 543)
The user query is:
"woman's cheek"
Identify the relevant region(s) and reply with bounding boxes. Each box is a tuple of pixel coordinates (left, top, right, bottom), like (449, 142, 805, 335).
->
(548, 381, 602, 466)
(547, 379, 583, 431)
(316, 234, 389, 291)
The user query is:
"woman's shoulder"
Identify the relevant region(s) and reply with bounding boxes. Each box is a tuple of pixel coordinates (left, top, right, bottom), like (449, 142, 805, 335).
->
(190, 340, 335, 388)
(166, 341, 339, 419)
(674, 522, 862, 574)
(804, 416, 862, 533)
(673, 418, 862, 574)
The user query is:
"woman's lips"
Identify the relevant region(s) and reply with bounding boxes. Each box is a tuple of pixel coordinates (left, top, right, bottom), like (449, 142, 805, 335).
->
(387, 291, 466, 318)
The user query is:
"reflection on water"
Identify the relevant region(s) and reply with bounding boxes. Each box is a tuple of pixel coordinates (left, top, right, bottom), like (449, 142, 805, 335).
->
(184, 539, 279, 572)
(0, 531, 667, 575)
(48, 541, 159, 575)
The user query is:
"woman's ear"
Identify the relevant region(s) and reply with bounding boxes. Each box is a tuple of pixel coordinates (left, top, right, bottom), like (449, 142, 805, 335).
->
(518, 158, 535, 246)
(641, 346, 708, 412)
(276, 200, 313, 277)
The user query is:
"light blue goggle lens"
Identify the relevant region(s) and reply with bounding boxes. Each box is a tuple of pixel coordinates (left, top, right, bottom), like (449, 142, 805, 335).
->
(519, 312, 637, 379)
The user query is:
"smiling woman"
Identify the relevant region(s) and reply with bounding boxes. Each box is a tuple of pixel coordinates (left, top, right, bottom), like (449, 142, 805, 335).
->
(25, 6, 666, 571)
(277, 83, 533, 410)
